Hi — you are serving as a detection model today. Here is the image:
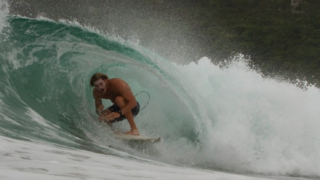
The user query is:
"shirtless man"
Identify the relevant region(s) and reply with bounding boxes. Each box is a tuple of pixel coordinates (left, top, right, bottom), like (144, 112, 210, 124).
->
(90, 73, 140, 135)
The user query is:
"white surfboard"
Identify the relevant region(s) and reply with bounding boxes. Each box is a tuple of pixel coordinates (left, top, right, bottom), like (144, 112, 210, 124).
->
(113, 133, 161, 144)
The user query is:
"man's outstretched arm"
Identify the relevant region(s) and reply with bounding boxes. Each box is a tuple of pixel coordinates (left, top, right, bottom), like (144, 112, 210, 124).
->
(93, 89, 104, 115)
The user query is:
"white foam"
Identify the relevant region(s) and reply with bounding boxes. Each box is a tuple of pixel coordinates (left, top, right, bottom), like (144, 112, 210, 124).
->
(0, 136, 274, 180)
(172, 56, 320, 176)
(26, 107, 52, 128)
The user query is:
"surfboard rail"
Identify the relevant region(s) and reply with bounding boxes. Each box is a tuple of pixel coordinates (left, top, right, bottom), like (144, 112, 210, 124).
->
(113, 133, 162, 143)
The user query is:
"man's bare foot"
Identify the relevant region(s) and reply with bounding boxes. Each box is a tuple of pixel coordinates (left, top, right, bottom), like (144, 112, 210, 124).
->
(125, 129, 140, 136)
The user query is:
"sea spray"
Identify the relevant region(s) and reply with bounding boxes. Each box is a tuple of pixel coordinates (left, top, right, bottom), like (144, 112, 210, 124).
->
(170, 56, 320, 177)
(0, 16, 320, 178)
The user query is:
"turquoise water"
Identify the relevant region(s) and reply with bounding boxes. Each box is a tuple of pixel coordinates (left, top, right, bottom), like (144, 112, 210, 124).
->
(1, 16, 320, 179)
(0, 16, 199, 160)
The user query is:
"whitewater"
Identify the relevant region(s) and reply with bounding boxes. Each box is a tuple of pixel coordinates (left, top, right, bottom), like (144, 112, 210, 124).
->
(1, 1, 320, 179)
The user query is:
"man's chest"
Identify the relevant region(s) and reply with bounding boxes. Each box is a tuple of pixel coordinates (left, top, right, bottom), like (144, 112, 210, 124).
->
(101, 91, 117, 101)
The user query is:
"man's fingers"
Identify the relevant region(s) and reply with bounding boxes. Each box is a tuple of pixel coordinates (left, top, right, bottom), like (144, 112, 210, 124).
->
(99, 116, 105, 121)
(106, 114, 113, 119)
(100, 112, 120, 122)
(113, 112, 120, 118)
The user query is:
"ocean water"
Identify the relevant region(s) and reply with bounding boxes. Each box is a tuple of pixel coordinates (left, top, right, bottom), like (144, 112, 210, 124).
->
(1, 1, 320, 179)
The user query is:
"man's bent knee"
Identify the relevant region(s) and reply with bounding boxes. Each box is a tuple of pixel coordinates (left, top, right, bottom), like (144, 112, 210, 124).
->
(115, 96, 126, 108)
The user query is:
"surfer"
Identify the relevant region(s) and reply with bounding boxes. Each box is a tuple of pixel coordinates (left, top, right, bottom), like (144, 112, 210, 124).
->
(90, 73, 140, 136)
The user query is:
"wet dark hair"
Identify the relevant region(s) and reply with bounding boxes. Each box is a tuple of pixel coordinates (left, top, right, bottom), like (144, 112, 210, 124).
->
(90, 73, 109, 87)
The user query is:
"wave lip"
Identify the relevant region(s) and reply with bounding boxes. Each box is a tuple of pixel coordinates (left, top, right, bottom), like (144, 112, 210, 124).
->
(0, 16, 320, 179)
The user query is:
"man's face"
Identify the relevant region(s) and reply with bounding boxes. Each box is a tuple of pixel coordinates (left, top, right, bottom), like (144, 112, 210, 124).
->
(93, 78, 107, 94)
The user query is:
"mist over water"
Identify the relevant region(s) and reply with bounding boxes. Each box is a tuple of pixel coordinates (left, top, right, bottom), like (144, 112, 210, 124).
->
(174, 57, 320, 176)
(1, 1, 320, 179)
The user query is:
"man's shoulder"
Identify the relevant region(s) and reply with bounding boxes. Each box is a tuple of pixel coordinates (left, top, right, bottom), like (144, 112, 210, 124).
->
(110, 78, 127, 87)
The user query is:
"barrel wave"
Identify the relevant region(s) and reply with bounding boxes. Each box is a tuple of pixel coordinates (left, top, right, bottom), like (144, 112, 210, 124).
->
(1, 16, 320, 179)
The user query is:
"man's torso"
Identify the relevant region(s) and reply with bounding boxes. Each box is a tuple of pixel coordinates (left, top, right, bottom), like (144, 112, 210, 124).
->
(93, 78, 131, 103)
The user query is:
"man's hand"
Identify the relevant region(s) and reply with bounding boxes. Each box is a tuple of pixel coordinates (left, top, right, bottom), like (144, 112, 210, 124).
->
(99, 112, 121, 122)
(98, 116, 108, 122)
(96, 105, 104, 115)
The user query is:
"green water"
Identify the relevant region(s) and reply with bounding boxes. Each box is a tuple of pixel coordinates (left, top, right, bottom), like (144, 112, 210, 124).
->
(0, 17, 198, 155)
(1, 17, 320, 178)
